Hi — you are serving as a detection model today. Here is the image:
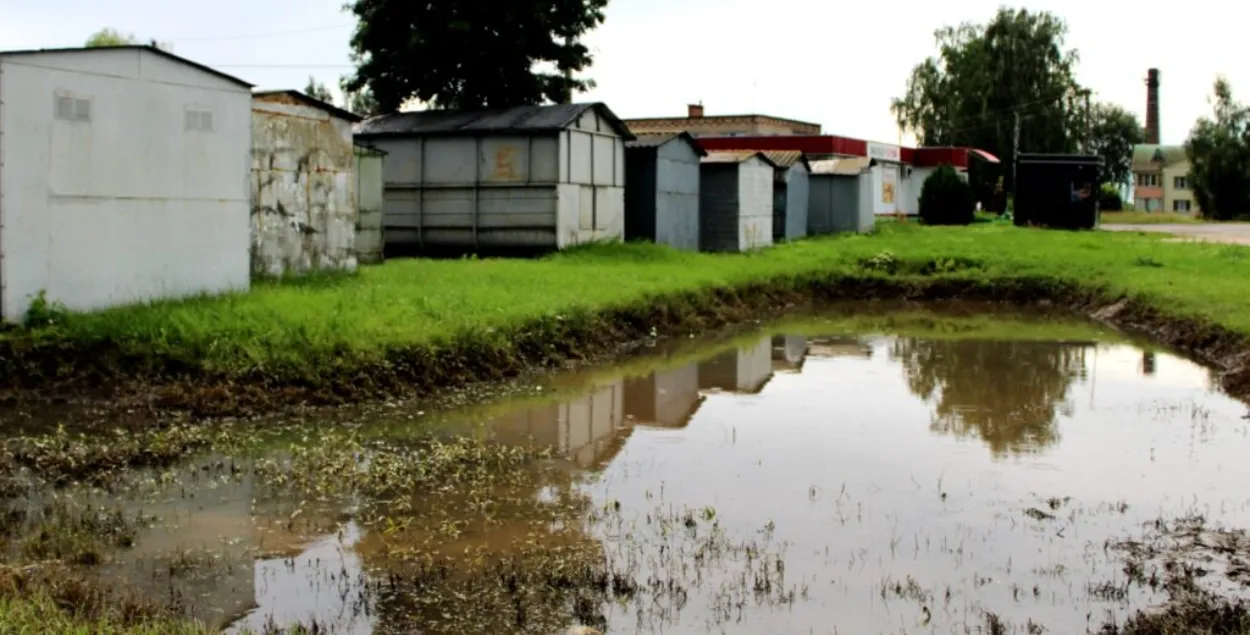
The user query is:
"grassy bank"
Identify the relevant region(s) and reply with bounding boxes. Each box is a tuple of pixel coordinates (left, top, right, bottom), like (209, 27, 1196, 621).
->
(2, 222, 1248, 404)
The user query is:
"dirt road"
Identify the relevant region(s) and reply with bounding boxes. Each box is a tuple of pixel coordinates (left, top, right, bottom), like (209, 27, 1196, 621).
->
(1101, 222, 1250, 246)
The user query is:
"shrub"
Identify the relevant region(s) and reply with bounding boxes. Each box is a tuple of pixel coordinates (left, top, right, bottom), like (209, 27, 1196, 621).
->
(1099, 184, 1124, 211)
(919, 164, 975, 226)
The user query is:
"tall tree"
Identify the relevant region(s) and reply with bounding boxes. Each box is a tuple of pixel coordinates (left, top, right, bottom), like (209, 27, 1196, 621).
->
(891, 7, 1085, 190)
(304, 76, 334, 103)
(890, 338, 1087, 456)
(1185, 78, 1250, 221)
(343, 0, 609, 113)
(1088, 103, 1145, 186)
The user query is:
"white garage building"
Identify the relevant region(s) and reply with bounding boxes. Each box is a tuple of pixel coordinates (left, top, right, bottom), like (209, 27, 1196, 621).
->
(0, 45, 253, 322)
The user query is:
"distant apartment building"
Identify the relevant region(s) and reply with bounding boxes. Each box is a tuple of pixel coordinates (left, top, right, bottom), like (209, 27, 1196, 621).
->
(622, 104, 821, 138)
(1132, 144, 1198, 214)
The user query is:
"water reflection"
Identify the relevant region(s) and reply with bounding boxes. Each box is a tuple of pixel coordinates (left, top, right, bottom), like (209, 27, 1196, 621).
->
(697, 338, 773, 393)
(890, 339, 1090, 455)
(624, 364, 704, 428)
(771, 335, 808, 372)
(488, 380, 628, 469)
(20, 321, 1249, 635)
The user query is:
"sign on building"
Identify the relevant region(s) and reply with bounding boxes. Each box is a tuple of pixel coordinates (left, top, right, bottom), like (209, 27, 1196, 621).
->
(866, 142, 901, 163)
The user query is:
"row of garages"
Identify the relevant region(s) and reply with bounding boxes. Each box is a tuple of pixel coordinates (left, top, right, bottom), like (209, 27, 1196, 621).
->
(0, 45, 876, 321)
(355, 104, 877, 255)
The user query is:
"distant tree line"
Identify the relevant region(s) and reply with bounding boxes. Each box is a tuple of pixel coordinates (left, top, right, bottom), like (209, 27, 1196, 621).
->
(890, 7, 1144, 206)
(891, 7, 1250, 221)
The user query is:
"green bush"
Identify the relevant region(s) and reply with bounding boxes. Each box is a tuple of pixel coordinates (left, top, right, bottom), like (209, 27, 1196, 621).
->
(919, 164, 975, 226)
(1099, 184, 1124, 211)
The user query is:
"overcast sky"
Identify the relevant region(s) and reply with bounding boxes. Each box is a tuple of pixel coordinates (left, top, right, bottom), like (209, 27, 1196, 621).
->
(3, 0, 1241, 148)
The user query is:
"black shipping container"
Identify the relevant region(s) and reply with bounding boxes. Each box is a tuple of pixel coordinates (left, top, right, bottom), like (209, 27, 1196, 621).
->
(1013, 153, 1103, 230)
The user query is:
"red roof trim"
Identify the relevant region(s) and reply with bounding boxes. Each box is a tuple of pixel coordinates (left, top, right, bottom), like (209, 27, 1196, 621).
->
(969, 148, 1001, 164)
(694, 135, 996, 171)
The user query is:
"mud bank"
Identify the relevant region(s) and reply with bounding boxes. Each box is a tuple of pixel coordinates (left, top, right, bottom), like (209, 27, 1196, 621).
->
(1, 272, 1248, 418)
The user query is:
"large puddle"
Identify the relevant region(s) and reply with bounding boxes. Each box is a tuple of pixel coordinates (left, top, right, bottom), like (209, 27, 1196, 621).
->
(8, 310, 1250, 634)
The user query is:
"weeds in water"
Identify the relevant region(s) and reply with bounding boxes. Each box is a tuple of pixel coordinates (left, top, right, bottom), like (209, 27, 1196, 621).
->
(0, 499, 142, 566)
(2, 424, 233, 485)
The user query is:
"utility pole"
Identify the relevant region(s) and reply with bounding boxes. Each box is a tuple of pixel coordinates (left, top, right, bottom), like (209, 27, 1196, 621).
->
(1012, 110, 1020, 195)
(1083, 90, 1092, 154)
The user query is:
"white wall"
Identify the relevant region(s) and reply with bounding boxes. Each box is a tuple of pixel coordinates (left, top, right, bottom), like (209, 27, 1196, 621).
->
(557, 120, 625, 248)
(0, 48, 251, 322)
(904, 166, 937, 216)
(737, 157, 774, 250)
(870, 163, 903, 215)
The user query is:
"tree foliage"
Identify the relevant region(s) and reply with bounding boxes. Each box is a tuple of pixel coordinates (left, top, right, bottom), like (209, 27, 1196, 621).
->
(1098, 183, 1123, 211)
(891, 338, 1085, 456)
(85, 28, 138, 47)
(1088, 103, 1144, 186)
(339, 76, 381, 118)
(304, 76, 334, 103)
(344, 0, 609, 113)
(85, 27, 171, 51)
(891, 8, 1086, 191)
(919, 165, 975, 226)
(1184, 78, 1250, 221)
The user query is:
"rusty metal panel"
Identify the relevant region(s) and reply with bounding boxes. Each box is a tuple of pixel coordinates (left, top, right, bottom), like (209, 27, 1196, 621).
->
(250, 100, 358, 276)
(478, 136, 531, 183)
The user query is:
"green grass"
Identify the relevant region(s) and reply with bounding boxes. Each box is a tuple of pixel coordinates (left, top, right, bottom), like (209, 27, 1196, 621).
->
(6, 222, 1249, 382)
(0, 592, 313, 635)
(1101, 210, 1206, 224)
(0, 594, 211, 635)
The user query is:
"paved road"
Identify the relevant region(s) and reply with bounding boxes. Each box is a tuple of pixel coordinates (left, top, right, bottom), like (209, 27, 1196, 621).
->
(1101, 222, 1250, 246)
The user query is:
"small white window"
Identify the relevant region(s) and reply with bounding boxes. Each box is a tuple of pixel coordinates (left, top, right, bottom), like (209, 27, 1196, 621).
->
(185, 109, 214, 132)
(1173, 199, 1192, 212)
(55, 95, 91, 121)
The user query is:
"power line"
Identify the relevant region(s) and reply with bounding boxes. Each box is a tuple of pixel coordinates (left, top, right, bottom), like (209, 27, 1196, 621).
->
(167, 23, 353, 42)
(209, 63, 356, 69)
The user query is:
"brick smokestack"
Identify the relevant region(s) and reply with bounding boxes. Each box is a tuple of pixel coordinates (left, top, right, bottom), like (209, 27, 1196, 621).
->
(1146, 68, 1160, 144)
(687, 103, 704, 118)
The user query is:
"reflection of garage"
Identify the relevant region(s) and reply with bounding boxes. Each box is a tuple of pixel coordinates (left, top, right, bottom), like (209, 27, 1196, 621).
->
(698, 338, 774, 393)
(482, 380, 627, 467)
(771, 335, 808, 372)
(623, 363, 704, 428)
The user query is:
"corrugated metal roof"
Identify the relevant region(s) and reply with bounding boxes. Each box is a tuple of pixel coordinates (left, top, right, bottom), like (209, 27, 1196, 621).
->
(355, 102, 634, 139)
(700, 148, 805, 170)
(0, 45, 253, 88)
(809, 156, 870, 176)
(626, 133, 680, 148)
(625, 132, 707, 156)
(253, 89, 363, 123)
(702, 151, 778, 168)
(706, 148, 807, 169)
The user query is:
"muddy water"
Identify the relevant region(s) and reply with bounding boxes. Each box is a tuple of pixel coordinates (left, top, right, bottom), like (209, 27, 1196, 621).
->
(23, 318, 1250, 634)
